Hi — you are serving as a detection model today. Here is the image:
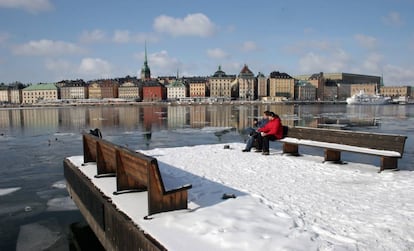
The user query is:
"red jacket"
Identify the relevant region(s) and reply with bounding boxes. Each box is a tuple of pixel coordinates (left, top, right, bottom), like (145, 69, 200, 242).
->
(258, 117, 283, 139)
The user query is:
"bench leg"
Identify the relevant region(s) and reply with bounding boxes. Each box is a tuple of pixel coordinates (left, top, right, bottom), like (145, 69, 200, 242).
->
(283, 143, 299, 156)
(380, 157, 398, 172)
(324, 149, 342, 164)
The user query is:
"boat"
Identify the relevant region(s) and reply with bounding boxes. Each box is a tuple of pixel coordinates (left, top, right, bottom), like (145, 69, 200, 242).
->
(346, 90, 391, 105)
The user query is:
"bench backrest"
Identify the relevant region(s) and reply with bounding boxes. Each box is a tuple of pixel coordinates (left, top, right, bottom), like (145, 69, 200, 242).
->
(82, 132, 191, 216)
(115, 146, 150, 192)
(83, 133, 98, 163)
(148, 158, 190, 215)
(286, 126, 407, 155)
(83, 133, 117, 175)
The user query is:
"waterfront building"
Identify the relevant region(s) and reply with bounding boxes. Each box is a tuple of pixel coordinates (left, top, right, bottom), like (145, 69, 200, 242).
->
(166, 73, 187, 101)
(142, 80, 166, 101)
(10, 88, 22, 104)
(22, 83, 58, 104)
(0, 83, 24, 104)
(209, 66, 236, 98)
(88, 82, 101, 99)
(238, 64, 256, 100)
(186, 77, 208, 98)
(295, 81, 317, 101)
(269, 71, 295, 100)
(295, 72, 381, 100)
(380, 86, 411, 98)
(118, 81, 141, 100)
(306, 72, 325, 101)
(60, 80, 88, 99)
(350, 83, 378, 96)
(257, 72, 268, 99)
(88, 80, 119, 99)
(0, 85, 7, 103)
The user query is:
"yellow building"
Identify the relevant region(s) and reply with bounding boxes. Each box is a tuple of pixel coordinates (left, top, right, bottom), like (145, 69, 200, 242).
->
(238, 64, 256, 100)
(118, 81, 140, 100)
(350, 83, 378, 96)
(22, 83, 58, 104)
(88, 80, 118, 99)
(187, 77, 207, 98)
(380, 86, 411, 98)
(209, 66, 236, 98)
(269, 71, 295, 100)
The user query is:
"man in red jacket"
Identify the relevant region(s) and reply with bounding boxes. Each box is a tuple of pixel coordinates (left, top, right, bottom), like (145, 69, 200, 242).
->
(256, 112, 283, 155)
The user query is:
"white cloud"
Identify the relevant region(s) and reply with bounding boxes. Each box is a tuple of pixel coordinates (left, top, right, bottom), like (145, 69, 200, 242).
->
(113, 30, 131, 43)
(361, 52, 383, 73)
(45, 58, 72, 72)
(207, 48, 229, 60)
(112, 30, 159, 44)
(241, 41, 258, 52)
(153, 13, 216, 37)
(44, 58, 114, 81)
(285, 40, 336, 54)
(0, 0, 53, 13)
(78, 58, 113, 79)
(79, 29, 107, 43)
(135, 50, 181, 76)
(354, 34, 377, 49)
(299, 49, 350, 73)
(12, 39, 85, 56)
(382, 11, 403, 27)
(383, 64, 414, 85)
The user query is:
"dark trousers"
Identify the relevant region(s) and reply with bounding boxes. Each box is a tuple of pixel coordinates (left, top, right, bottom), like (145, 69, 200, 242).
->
(257, 134, 277, 152)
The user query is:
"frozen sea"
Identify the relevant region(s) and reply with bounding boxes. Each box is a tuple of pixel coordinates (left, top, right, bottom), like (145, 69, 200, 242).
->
(0, 103, 413, 250)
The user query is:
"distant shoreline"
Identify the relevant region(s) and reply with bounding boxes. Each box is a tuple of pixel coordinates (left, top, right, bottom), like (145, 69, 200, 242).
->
(1, 100, 348, 109)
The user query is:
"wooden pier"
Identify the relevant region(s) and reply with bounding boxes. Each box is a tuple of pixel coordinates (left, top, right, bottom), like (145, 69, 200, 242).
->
(64, 134, 192, 251)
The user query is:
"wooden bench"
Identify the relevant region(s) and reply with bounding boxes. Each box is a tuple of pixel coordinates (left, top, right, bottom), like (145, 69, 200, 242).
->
(279, 126, 407, 172)
(82, 133, 192, 216)
(83, 133, 117, 178)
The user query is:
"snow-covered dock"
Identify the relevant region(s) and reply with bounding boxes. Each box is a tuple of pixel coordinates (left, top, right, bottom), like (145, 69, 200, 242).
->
(65, 142, 414, 251)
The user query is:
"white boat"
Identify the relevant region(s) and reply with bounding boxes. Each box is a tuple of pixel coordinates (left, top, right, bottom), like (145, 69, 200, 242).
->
(346, 90, 391, 105)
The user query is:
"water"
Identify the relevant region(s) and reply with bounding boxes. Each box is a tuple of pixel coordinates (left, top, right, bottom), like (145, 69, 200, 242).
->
(0, 104, 413, 250)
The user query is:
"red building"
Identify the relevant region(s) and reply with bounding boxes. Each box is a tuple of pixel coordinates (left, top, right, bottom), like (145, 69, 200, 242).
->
(142, 80, 166, 101)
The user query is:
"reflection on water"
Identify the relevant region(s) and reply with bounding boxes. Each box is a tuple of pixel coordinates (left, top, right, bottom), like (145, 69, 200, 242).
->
(0, 104, 413, 250)
(0, 104, 387, 134)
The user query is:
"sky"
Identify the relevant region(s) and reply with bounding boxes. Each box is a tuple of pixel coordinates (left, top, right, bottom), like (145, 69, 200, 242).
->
(0, 0, 414, 86)
(51, 141, 414, 251)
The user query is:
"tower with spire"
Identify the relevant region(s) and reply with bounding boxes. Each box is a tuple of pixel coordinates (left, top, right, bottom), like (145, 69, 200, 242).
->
(140, 42, 151, 81)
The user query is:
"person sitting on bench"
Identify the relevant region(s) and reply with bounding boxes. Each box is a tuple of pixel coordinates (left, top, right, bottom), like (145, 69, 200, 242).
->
(256, 112, 284, 155)
(242, 111, 271, 152)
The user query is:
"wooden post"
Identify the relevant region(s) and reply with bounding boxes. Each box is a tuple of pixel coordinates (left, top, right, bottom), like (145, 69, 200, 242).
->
(325, 149, 341, 163)
(283, 143, 299, 156)
(380, 157, 398, 172)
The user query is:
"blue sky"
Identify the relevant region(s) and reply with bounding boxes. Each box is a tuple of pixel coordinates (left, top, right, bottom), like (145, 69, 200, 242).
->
(0, 0, 413, 86)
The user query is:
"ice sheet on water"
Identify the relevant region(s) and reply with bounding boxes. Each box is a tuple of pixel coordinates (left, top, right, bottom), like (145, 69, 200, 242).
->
(47, 196, 77, 211)
(174, 126, 234, 134)
(0, 187, 21, 196)
(16, 222, 62, 251)
(52, 180, 66, 189)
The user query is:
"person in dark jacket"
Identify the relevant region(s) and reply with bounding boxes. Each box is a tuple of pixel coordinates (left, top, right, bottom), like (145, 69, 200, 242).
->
(242, 111, 271, 152)
(256, 112, 283, 155)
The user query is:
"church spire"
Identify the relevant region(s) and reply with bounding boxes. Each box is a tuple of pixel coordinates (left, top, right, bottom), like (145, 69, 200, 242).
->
(140, 42, 151, 81)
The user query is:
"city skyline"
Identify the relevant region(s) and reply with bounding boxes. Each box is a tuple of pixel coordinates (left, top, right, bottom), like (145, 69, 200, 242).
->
(0, 0, 413, 86)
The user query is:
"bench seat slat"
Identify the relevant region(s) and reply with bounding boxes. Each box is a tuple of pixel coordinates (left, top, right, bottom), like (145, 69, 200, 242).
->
(280, 137, 402, 157)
